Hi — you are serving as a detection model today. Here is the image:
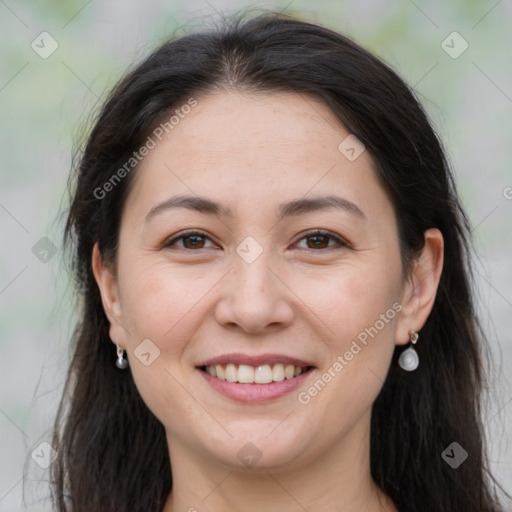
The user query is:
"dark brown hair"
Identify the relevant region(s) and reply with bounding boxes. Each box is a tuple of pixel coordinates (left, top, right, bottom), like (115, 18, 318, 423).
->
(51, 9, 509, 512)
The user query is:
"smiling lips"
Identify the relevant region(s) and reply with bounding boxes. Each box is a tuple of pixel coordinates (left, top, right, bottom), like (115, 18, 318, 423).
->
(197, 359, 315, 403)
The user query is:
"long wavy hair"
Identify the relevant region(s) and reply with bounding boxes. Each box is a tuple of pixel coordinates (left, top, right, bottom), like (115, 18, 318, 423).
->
(50, 10, 509, 512)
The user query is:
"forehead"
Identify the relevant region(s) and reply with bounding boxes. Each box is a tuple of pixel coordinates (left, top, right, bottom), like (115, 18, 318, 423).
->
(122, 89, 389, 224)
(159, 90, 348, 163)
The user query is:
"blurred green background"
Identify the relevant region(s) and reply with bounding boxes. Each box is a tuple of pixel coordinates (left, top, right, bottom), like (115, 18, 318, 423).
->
(1, 0, 511, 510)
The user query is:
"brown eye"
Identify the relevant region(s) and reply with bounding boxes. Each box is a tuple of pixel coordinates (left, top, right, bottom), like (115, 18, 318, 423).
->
(163, 231, 215, 250)
(181, 234, 206, 249)
(295, 230, 347, 250)
(305, 234, 330, 249)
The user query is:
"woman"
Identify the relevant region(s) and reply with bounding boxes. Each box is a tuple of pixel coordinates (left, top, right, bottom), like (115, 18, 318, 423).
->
(51, 10, 509, 512)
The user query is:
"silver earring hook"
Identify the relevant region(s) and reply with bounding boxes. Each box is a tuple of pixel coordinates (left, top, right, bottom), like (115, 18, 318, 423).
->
(116, 342, 128, 370)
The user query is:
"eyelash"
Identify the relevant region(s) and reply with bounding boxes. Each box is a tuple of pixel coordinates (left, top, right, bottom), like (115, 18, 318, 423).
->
(162, 229, 349, 252)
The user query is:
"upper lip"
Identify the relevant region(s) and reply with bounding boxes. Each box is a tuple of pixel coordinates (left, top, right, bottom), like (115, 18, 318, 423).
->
(197, 353, 315, 368)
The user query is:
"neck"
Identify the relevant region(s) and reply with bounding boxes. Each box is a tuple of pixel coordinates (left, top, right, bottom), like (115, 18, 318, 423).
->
(162, 411, 397, 512)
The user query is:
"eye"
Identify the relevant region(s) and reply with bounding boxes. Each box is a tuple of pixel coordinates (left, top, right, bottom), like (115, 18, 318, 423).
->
(162, 229, 349, 252)
(294, 230, 348, 250)
(162, 230, 217, 250)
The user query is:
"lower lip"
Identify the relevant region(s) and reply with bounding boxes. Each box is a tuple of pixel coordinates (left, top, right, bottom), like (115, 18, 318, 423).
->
(197, 367, 315, 403)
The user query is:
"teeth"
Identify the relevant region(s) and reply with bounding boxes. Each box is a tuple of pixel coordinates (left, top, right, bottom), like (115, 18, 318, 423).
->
(284, 364, 295, 379)
(237, 364, 254, 383)
(215, 365, 225, 380)
(255, 364, 273, 384)
(272, 364, 285, 382)
(225, 363, 237, 382)
(204, 363, 308, 384)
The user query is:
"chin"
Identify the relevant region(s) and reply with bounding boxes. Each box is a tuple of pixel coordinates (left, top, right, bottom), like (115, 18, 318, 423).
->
(198, 429, 308, 471)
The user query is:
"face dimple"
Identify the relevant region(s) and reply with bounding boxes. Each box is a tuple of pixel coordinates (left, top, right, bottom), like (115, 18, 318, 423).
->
(113, 89, 405, 472)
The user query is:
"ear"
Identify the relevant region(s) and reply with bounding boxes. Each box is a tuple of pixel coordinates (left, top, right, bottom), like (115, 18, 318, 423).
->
(396, 228, 444, 345)
(91, 242, 127, 348)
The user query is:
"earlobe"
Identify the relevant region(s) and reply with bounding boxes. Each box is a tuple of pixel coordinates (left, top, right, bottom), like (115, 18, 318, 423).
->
(396, 228, 444, 345)
(91, 242, 124, 341)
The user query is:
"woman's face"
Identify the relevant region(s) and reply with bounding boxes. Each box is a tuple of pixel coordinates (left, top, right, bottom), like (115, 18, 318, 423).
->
(95, 90, 427, 471)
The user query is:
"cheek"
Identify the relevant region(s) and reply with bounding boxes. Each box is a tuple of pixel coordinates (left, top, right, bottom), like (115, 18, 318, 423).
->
(119, 258, 214, 344)
(290, 259, 402, 344)
(292, 260, 401, 397)
(291, 262, 401, 427)
(116, 261, 207, 427)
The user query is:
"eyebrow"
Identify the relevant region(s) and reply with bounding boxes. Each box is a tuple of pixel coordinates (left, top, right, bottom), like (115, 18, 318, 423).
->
(143, 193, 365, 224)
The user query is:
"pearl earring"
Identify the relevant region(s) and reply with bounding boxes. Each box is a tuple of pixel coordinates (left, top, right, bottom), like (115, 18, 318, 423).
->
(398, 330, 419, 371)
(115, 342, 128, 370)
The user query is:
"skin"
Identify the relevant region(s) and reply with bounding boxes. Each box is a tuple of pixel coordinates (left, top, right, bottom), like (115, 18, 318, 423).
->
(92, 89, 444, 512)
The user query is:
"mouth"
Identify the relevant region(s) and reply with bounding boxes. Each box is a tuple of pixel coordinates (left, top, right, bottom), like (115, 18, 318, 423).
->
(195, 355, 316, 403)
(199, 363, 314, 384)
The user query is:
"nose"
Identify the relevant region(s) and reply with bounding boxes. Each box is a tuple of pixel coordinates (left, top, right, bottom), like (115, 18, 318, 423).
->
(214, 248, 295, 334)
